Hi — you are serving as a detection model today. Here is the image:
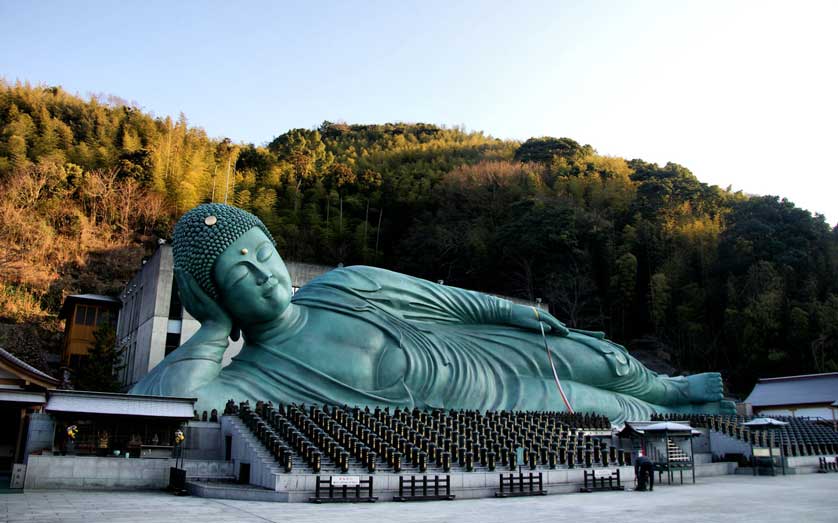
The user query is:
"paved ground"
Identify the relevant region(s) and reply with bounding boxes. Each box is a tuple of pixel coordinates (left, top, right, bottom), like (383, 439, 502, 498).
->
(2, 474, 837, 523)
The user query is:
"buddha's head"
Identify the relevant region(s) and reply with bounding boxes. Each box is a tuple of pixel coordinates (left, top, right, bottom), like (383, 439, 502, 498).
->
(172, 203, 292, 326)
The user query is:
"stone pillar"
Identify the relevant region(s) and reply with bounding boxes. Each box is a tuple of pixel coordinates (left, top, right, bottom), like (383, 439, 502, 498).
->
(23, 412, 56, 463)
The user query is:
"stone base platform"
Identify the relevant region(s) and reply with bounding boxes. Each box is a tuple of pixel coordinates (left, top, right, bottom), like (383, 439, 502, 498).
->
(186, 479, 290, 502)
(21, 456, 739, 501)
(23, 456, 234, 490)
(7, 474, 838, 523)
(188, 462, 737, 503)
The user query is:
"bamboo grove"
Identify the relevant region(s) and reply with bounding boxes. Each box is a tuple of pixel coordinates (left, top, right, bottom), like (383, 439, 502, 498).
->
(1, 81, 836, 394)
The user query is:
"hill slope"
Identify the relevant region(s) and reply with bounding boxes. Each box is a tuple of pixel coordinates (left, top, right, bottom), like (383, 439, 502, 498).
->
(1, 80, 836, 394)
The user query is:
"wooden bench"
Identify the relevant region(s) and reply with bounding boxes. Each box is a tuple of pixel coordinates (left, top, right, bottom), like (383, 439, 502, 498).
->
(394, 475, 455, 501)
(495, 472, 547, 497)
(309, 475, 377, 503)
(580, 469, 625, 492)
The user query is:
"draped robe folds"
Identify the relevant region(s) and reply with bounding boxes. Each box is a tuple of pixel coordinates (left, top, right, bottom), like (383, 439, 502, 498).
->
(194, 266, 711, 424)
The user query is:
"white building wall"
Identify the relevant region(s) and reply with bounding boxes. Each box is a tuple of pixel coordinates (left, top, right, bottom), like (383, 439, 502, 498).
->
(145, 316, 171, 372)
(119, 244, 174, 388)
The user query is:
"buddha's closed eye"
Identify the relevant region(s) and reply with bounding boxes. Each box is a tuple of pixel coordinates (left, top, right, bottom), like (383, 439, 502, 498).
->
(257, 242, 273, 262)
(229, 264, 249, 286)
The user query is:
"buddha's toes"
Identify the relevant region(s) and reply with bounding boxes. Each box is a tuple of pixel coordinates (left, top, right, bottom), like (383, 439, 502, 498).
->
(686, 372, 724, 403)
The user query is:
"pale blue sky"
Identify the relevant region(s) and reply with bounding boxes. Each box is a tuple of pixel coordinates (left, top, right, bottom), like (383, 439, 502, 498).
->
(1, 0, 836, 224)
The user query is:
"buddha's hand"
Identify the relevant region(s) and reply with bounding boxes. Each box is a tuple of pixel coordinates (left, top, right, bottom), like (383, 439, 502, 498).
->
(129, 353, 222, 397)
(508, 304, 570, 336)
(175, 268, 232, 339)
(129, 270, 230, 397)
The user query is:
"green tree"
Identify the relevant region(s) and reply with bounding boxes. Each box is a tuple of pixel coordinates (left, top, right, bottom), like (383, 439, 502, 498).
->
(514, 137, 589, 164)
(610, 252, 638, 338)
(73, 325, 123, 392)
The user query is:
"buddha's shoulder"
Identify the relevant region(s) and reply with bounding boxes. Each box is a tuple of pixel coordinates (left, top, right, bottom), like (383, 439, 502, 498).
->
(305, 265, 425, 292)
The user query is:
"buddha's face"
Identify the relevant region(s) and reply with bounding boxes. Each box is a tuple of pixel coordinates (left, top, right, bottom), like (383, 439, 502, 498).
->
(212, 227, 292, 325)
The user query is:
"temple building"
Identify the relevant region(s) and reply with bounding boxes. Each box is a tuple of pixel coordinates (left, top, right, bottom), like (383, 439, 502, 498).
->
(745, 372, 838, 420)
(0, 347, 58, 488)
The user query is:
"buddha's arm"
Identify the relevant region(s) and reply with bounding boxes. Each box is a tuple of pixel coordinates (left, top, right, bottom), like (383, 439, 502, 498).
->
(309, 266, 568, 334)
(128, 325, 228, 397)
(129, 269, 229, 397)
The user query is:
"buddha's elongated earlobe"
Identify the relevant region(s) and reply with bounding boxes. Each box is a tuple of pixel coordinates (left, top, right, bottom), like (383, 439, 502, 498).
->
(230, 324, 241, 342)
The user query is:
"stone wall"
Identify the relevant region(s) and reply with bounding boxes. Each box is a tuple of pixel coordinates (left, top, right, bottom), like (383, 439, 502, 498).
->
(709, 429, 752, 458)
(184, 421, 223, 460)
(23, 412, 55, 462)
(275, 468, 638, 502)
(24, 456, 232, 490)
(785, 455, 825, 473)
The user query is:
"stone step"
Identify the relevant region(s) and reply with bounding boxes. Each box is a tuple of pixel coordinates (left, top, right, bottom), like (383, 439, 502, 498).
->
(187, 480, 289, 502)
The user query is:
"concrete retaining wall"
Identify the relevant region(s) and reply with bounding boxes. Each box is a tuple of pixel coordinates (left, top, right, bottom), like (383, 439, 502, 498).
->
(694, 452, 713, 465)
(692, 429, 711, 453)
(23, 456, 233, 490)
(710, 430, 752, 457)
(222, 415, 281, 489)
(785, 455, 827, 474)
(184, 421, 223, 460)
(274, 467, 638, 502)
(695, 462, 737, 477)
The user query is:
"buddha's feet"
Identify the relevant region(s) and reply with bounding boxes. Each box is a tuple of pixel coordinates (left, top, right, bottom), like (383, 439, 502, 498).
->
(670, 399, 736, 415)
(719, 400, 736, 414)
(686, 372, 724, 403)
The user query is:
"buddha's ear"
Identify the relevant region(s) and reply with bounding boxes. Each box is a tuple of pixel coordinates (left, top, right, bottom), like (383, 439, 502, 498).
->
(230, 324, 241, 342)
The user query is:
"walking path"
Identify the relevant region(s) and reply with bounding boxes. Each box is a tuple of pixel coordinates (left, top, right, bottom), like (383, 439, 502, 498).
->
(2, 473, 837, 523)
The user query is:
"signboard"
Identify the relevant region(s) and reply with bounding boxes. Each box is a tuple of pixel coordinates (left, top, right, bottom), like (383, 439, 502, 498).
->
(515, 447, 525, 465)
(10, 464, 26, 489)
(331, 475, 360, 487)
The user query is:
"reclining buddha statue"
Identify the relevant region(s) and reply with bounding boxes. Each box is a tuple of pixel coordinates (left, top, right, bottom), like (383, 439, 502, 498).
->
(129, 203, 733, 424)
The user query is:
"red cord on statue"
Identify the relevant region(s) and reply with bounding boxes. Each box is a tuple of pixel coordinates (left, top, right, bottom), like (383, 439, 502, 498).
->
(534, 307, 574, 414)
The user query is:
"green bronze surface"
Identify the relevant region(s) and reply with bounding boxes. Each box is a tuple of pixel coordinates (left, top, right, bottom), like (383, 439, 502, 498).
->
(130, 203, 734, 424)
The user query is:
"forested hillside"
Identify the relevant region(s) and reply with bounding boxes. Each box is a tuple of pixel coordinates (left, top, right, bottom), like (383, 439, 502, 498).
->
(1, 80, 836, 394)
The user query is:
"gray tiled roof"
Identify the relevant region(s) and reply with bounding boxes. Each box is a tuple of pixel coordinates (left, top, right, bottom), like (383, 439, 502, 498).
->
(65, 293, 121, 303)
(745, 372, 838, 407)
(0, 347, 58, 384)
(46, 390, 196, 418)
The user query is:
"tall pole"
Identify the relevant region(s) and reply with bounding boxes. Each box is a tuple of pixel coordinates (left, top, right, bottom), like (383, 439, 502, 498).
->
(211, 164, 217, 202)
(690, 435, 695, 484)
(779, 429, 786, 475)
(223, 155, 231, 204)
(374, 208, 383, 256)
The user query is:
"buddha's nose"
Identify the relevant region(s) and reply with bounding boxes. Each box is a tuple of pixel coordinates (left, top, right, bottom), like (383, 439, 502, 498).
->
(253, 267, 273, 285)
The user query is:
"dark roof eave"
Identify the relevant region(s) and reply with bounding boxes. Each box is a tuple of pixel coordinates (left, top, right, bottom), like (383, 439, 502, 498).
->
(58, 294, 122, 319)
(0, 347, 59, 387)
